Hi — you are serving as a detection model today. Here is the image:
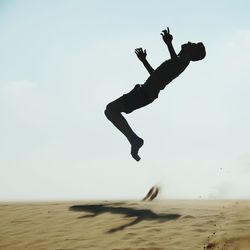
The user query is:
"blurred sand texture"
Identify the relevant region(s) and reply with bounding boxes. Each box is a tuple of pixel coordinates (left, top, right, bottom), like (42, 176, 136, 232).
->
(1, 200, 250, 250)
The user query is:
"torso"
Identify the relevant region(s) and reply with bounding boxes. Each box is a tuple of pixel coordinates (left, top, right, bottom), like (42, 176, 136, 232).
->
(141, 57, 189, 101)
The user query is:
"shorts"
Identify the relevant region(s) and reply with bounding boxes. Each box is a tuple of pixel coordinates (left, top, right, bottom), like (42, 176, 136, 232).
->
(123, 84, 155, 113)
(113, 84, 154, 114)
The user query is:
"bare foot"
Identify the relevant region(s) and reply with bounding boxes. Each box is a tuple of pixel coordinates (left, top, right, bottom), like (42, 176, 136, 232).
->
(130, 137, 144, 161)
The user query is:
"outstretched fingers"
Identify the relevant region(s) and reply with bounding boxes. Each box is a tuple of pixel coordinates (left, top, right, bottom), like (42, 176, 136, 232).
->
(134, 48, 140, 54)
(161, 27, 173, 44)
(134, 48, 147, 59)
(135, 47, 143, 54)
(161, 27, 170, 36)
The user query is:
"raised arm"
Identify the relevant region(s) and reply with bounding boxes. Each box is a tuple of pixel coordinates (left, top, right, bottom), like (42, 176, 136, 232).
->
(135, 48, 154, 75)
(161, 27, 177, 60)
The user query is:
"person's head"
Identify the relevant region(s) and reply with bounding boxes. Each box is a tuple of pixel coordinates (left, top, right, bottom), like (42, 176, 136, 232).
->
(181, 42, 206, 61)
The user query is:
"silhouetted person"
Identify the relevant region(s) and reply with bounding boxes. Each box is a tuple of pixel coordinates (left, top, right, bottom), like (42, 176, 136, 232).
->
(105, 27, 206, 161)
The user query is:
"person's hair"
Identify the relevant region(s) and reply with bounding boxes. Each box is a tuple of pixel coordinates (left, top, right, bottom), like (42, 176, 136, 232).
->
(190, 42, 206, 61)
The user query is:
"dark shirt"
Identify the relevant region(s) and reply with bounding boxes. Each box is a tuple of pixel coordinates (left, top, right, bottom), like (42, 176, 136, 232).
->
(141, 55, 190, 101)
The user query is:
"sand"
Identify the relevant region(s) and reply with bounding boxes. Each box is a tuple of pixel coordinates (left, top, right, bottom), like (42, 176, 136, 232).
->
(1, 200, 250, 250)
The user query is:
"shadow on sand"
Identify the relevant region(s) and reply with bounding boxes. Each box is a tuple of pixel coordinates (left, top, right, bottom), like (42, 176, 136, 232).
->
(69, 203, 181, 233)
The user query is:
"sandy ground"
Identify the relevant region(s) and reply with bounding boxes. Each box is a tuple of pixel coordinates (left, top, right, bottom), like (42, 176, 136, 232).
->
(1, 200, 250, 250)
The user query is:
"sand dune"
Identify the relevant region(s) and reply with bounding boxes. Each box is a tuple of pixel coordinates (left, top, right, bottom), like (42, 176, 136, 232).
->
(1, 200, 250, 250)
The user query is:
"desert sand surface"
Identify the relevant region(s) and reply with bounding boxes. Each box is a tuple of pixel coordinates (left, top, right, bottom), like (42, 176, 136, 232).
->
(1, 200, 250, 250)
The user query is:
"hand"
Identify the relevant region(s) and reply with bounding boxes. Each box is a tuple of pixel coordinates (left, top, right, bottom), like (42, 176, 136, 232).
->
(135, 47, 147, 61)
(161, 27, 173, 44)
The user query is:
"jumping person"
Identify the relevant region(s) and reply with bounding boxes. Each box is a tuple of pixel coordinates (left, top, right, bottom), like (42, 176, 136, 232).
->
(105, 27, 206, 161)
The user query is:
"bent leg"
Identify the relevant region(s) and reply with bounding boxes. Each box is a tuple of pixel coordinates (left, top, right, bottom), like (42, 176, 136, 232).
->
(104, 97, 143, 161)
(142, 187, 155, 201)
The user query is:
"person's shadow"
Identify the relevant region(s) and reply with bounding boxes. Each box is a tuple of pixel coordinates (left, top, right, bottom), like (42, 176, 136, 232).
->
(69, 203, 181, 233)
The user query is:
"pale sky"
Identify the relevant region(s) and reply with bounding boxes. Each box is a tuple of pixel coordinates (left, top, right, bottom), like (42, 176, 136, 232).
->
(1, 0, 250, 201)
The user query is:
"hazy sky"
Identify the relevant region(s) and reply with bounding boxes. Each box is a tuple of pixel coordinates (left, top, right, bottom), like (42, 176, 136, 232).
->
(1, 0, 250, 201)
